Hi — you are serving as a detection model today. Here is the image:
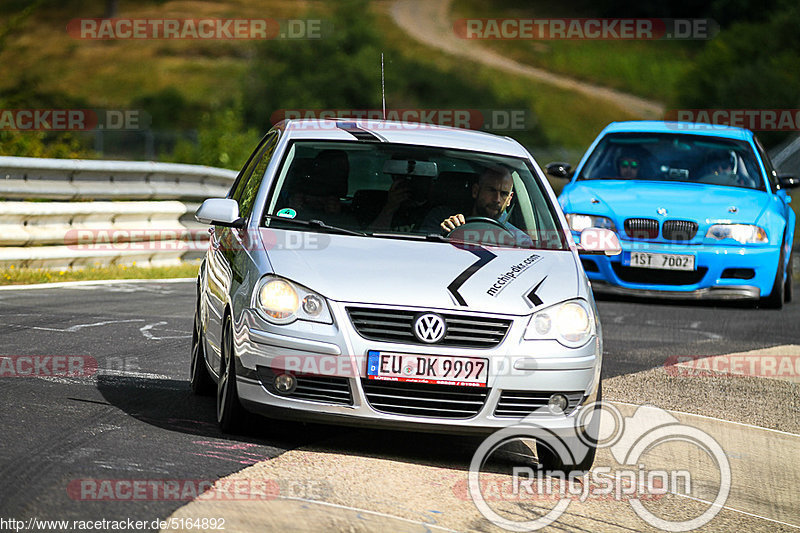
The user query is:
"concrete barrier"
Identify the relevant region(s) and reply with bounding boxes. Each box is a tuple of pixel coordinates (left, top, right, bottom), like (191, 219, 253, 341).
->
(0, 157, 237, 269)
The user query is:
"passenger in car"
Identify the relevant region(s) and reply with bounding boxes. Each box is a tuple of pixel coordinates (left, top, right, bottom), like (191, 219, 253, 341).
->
(368, 175, 435, 233)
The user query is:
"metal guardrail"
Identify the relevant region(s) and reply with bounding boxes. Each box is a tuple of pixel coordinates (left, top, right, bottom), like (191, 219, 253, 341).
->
(0, 156, 237, 269)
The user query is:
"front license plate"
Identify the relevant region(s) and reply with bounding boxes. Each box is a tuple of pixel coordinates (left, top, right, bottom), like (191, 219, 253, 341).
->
(624, 251, 696, 271)
(366, 350, 488, 387)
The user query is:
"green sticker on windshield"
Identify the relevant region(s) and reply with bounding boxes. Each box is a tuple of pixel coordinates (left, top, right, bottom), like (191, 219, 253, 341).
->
(276, 208, 296, 219)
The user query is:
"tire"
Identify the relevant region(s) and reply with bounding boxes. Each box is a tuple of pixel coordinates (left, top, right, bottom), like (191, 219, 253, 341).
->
(217, 315, 246, 433)
(760, 244, 786, 309)
(536, 383, 601, 477)
(785, 253, 793, 303)
(190, 305, 214, 396)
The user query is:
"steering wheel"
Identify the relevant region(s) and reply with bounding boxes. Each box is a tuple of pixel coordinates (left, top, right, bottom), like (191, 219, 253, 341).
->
(444, 216, 516, 244)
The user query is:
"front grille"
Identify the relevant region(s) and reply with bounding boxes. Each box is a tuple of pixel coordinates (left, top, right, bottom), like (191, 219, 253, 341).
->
(612, 264, 708, 286)
(257, 367, 353, 405)
(662, 220, 698, 241)
(495, 391, 585, 417)
(347, 307, 511, 348)
(361, 379, 488, 418)
(624, 218, 659, 240)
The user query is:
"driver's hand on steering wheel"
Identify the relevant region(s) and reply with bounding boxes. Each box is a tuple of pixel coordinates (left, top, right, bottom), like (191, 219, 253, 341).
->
(440, 214, 466, 232)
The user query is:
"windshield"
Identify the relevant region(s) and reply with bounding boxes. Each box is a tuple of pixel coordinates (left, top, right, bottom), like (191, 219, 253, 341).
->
(577, 132, 765, 191)
(262, 141, 568, 250)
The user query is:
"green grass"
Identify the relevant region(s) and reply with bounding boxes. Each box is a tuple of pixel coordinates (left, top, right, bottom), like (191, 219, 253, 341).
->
(0, 261, 200, 285)
(453, 0, 700, 104)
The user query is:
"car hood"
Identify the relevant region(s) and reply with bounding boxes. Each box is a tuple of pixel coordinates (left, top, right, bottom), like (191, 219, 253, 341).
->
(563, 181, 770, 224)
(261, 230, 579, 316)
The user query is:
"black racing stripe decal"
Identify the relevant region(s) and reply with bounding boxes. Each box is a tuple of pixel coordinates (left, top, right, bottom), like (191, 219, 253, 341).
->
(526, 276, 547, 307)
(447, 247, 497, 306)
(336, 122, 383, 142)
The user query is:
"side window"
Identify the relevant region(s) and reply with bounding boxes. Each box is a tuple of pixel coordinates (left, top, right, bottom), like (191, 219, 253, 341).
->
(238, 132, 279, 220)
(755, 138, 779, 192)
(229, 133, 273, 202)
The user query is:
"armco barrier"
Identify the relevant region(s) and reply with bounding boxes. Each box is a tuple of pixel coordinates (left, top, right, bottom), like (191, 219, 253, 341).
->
(0, 156, 237, 269)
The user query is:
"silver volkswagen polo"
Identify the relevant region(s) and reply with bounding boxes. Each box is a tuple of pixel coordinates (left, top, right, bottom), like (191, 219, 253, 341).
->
(191, 119, 619, 470)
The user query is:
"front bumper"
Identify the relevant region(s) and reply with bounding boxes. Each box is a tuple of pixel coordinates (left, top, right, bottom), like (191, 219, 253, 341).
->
(579, 238, 779, 299)
(231, 302, 602, 436)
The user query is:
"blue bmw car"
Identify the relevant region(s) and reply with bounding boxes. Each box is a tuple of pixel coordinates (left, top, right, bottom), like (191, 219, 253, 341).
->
(549, 121, 798, 308)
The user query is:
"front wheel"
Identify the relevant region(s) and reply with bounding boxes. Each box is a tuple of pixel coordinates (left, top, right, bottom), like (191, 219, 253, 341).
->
(760, 245, 786, 309)
(217, 315, 246, 432)
(537, 383, 601, 477)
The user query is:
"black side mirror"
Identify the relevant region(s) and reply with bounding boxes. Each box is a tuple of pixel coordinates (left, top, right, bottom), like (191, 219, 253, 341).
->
(777, 174, 800, 189)
(546, 162, 572, 178)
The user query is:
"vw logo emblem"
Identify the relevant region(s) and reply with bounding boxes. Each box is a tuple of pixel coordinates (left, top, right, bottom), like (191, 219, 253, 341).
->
(657, 207, 668, 216)
(413, 313, 446, 343)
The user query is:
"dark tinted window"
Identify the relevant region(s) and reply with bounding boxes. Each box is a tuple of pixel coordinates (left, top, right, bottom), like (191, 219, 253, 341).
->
(577, 132, 765, 191)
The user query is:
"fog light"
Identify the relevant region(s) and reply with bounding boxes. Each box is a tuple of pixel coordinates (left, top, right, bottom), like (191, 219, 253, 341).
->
(274, 373, 296, 394)
(548, 393, 569, 415)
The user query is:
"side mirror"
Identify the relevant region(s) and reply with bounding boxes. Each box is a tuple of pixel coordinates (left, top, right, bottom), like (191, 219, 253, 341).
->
(578, 228, 621, 256)
(546, 162, 572, 179)
(777, 174, 800, 189)
(196, 198, 245, 228)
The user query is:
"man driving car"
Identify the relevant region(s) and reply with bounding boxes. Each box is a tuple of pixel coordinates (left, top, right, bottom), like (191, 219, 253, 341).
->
(430, 165, 532, 246)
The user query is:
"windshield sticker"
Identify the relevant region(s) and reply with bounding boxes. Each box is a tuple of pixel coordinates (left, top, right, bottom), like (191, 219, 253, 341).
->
(448, 247, 497, 306)
(276, 208, 297, 219)
(486, 254, 542, 297)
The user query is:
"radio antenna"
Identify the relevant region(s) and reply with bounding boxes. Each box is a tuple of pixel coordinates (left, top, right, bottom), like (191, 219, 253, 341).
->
(381, 53, 386, 120)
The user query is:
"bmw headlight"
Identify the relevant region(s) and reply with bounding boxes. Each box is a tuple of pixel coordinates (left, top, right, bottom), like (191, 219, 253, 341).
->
(705, 224, 767, 244)
(253, 276, 332, 324)
(524, 299, 596, 348)
(565, 213, 616, 232)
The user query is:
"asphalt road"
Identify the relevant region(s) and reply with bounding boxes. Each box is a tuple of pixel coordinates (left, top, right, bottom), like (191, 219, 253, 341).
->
(0, 278, 797, 532)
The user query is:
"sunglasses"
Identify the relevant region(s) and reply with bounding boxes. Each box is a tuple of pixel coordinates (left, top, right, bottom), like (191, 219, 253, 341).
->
(619, 159, 639, 169)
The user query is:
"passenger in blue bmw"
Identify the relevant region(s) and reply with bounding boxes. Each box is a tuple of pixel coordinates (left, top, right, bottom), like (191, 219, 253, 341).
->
(550, 120, 798, 308)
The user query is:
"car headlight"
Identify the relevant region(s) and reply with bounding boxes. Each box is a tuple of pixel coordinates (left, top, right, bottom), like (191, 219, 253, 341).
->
(253, 276, 332, 325)
(524, 299, 596, 348)
(565, 213, 616, 232)
(705, 224, 768, 244)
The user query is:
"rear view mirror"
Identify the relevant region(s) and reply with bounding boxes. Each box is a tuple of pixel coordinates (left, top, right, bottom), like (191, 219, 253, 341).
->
(383, 159, 438, 177)
(578, 228, 621, 256)
(196, 198, 244, 228)
(546, 162, 572, 178)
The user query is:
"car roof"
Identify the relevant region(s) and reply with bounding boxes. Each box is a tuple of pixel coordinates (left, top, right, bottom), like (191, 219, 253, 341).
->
(275, 118, 531, 158)
(601, 120, 754, 141)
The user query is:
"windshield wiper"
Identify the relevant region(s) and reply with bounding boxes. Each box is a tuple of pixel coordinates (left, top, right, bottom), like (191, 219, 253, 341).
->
(263, 215, 368, 237)
(369, 232, 451, 243)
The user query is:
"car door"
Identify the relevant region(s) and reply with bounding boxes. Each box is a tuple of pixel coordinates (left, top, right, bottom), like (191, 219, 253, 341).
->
(203, 131, 279, 371)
